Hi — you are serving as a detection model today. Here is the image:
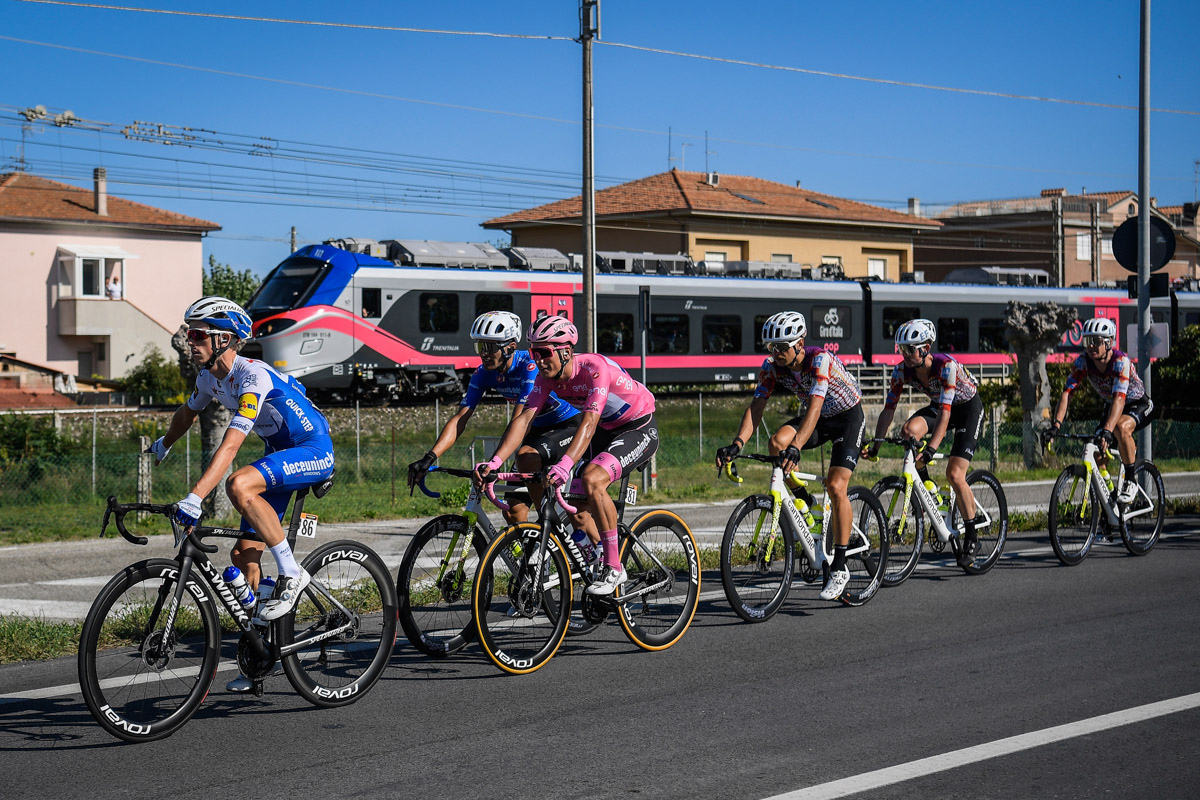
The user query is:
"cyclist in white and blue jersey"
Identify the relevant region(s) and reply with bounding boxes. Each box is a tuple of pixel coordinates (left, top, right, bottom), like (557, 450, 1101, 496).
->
(407, 311, 579, 523)
(149, 297, 335, 689)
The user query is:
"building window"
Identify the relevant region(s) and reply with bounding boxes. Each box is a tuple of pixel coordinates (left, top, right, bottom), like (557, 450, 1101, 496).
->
(1076, 232, 1091, 261)
(704, 251, 726, 263)
(361, 288, 381, 319)
(771, 253, 793, 263)
(979, 318, 1007, 353)
(598, 312, 634, 354)
(649, 314, 689, 354)
(821, 256, 842, 267)
(419, 292, 458, 333)
(82, 259, 102, 297)
(702, 315, 741, 354)
(475, 293, 514, 316)
(867, 258, 886, 279)
(882, 307, 921, 341)
(938, 317, 969, 353)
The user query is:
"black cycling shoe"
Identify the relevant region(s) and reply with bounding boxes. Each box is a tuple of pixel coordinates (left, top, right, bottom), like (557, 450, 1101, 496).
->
(957, 536, 979, 567)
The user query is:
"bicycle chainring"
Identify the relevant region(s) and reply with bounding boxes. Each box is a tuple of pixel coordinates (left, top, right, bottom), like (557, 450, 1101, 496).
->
(237, 633, 277, 680)
(580, 592, 612, 624)
(796, 552, 819, 584)
(928, 533, 946, 553)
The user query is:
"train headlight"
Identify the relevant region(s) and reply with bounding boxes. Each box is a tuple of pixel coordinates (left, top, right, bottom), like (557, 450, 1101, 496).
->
(255, 318, 298, 337)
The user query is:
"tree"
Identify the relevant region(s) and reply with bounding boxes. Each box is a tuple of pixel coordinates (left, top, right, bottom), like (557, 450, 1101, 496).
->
(1153, 324, 1200, 420)
(203, 254, 260, 306)
(120, 345, 187, 401)
(1004, 301, 1078, 467)
(170, 326, 234, 520)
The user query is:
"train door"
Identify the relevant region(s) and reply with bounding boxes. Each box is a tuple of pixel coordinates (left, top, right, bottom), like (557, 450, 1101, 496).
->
(531, 294, 573, 323)
(1091, 302, 1121, 350)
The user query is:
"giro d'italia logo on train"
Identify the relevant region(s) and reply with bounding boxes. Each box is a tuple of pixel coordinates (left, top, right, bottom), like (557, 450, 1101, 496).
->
(819, 307, 845, 339)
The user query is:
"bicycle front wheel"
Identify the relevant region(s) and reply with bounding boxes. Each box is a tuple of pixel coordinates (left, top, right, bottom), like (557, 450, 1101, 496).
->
(280, 540, 398, 708)
(78, 559, 220, 742)
(617, 510, 701, 650)
(1120, 461, 1164, 556)
(472, 525, 571, 675)
(397, 514, 489, 658)
(823, 487, 888, 606)
(720, 495, 794, 622)
(952, 470, 1009, 575)
(1047, 465, 1098, 566)
(872, 475, 924, 587)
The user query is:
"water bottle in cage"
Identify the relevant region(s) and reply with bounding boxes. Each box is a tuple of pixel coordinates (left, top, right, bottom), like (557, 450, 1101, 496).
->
(571, 530, 599, 564)
(222, 566, 256, 609)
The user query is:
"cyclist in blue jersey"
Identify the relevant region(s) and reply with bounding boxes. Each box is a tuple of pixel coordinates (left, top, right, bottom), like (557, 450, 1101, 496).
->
(148, 296, 335, 691)
(407, 311, 579, 522)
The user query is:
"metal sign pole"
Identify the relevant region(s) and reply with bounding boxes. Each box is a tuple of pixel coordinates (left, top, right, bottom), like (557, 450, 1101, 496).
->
(1136, 0, 1152, 462)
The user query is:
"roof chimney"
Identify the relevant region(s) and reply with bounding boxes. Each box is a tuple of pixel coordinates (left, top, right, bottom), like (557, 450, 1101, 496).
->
(93, 167, 108, 216)
(1040, 188, 1067, 198)
(795, 180, 802, 188)
(705, 171, 719, 187)
(908, 197, 921, 216)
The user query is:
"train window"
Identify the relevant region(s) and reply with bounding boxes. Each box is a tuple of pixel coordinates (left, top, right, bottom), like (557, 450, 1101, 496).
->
(1186, 312, 1200, 327)
(419, 292, 459, 333)
(882, 307, 921, 340)
(979, 318, 1008, 353)
(703, 315, 742, 354)
(361, 288, 381, 319)
(598, 313, 634, 354)
(475, 294, 514, 316)
(650, 314, 689, 354)
(753, 315, 771, 353)
(938, 317, 969, 352)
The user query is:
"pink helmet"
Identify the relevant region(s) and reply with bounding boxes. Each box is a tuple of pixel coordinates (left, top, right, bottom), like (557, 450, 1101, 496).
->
(528, 315, 578, 346)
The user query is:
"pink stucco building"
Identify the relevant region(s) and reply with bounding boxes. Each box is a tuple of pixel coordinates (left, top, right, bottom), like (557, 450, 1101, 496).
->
(0, 170, 220, 379)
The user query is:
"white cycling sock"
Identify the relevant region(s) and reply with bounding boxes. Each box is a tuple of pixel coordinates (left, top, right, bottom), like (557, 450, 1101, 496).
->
(269, 540, 303, 579)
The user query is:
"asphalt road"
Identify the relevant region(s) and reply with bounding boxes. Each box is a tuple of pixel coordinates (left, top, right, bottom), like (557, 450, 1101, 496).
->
(1, 494, 1199, 799)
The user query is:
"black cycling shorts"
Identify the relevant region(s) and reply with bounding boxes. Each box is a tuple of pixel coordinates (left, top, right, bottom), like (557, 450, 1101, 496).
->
(1107, 395, 1157, 431)
(583, 414, 659, 483)
(909, 393, 985, 461)
(503, 419, 577, 506)
(783, 403, 866, 473)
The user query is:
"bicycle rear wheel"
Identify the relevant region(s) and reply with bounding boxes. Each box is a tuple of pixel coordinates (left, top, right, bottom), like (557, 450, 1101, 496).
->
(1119, 461, 1164, 556)
(872, 475, 924, 587)
(397, 514, 489, 658)
(473, 525, 571, 674)
(78, 559, 220, 742)
(720, 495, 794, 622)
(951, 470, 1008, 575)
(1047, 465, 1098, 566)
(280, 541, 397, 708)
(823, 487, 888, 606)
(616, 510, 701, 650)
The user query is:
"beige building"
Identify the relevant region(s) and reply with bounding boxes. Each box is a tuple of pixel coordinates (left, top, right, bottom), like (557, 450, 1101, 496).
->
(483, 169, 940, 281)
(0, 170, 220, 379)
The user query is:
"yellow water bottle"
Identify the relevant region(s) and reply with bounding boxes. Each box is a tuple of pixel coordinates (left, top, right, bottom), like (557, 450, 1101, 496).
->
(1099, 467, 1115, 493)
(794, 496, 816, 528)
(924, 480, 947, 511)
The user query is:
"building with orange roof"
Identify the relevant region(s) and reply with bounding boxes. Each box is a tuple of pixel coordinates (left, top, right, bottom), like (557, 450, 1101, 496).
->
(0, 169, 220, 379)
(483, 169, 940, 281)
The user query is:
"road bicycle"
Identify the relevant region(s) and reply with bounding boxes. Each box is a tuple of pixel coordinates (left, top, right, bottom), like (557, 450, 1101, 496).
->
(470, 468, 700, 675)
(398, 466, 603, 659)
(78, 481, 397, 743)
(1045, 431, 1164, 564)
(866, 436, 1008, 585)
(718, 453, 888, 622)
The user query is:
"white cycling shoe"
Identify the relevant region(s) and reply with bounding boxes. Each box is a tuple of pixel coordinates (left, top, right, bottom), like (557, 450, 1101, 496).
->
(254, 570, 311, 623)
(819, 567, 850, 601)
(586, 564, 628, 596)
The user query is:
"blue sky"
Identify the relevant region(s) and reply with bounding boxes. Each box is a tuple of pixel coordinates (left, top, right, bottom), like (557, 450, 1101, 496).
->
(3, 0, 1198, 277)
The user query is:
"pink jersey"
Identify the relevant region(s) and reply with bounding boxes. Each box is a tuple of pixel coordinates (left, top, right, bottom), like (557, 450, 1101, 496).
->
(526, 353, 656, 430)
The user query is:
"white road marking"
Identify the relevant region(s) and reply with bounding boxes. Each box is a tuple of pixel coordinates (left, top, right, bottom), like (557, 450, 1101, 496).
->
(765, 691, 1200, 800)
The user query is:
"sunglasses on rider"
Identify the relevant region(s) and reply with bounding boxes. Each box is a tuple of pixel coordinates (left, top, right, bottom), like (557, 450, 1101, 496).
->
(766, 341, 798, 354)
(899, 343, 927, 357)
(185, 329, 223, 343)
(473, 341, 508, 356)
(1083, 337, 1111, 348)
(530, 346, 562, 361)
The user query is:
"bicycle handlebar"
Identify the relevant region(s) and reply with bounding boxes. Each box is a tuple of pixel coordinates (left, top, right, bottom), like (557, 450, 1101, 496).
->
(863, 436, 945, 461)
(413, 465, 477, 499)
(720, 454, 818, 484)
(482, 472, 577, 515)
(100, 496, 218, 553)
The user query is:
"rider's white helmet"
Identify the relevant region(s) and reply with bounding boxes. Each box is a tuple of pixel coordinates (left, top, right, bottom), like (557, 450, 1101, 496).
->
(895, 318, 937, 348)
(470, 311, 522, 343)
(1081, 317, 1117, 341)
(761, 311, 807, 344)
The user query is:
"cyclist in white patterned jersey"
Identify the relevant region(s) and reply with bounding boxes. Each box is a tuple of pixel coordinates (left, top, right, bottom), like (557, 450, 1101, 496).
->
(147, 297, 334, 691)
(715, 311, 866, 602)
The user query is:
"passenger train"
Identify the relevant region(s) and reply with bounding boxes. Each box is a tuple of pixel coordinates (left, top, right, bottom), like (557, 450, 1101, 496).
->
(240, 238, 1200, 402)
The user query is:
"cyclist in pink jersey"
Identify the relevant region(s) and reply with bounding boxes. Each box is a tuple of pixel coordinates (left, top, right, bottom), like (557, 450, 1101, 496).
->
(475, 315, 658, 596)
(865, 318, 984, 565)
(715, 311, 865, 602)
(1048, 317, 1156, 504)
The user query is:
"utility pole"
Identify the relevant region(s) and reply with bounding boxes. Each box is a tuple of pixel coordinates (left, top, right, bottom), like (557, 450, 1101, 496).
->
(1053, 196, 1064, 286)
(1136, 0, 1152, 461)
(1090, 201, 1100, 285)
(290, 226, 297, 253)
(580, 0, 599, 353)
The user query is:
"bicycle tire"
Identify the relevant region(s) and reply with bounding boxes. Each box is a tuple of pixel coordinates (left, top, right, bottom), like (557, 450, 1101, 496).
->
(280, 540, 397, 708)
(871, 475, 925, 587)
(720, 494, 794, 622)
(1047, 465, 1098, 566)
(78, 559, 220, 742)
(951, 470, 1008, 575)
(397, 514, 489, 658)
(616, 509, 701, 650)
(822, 486, 888, 606)
(472, 525, 572, 674)
(1119, 461, 1164, 556)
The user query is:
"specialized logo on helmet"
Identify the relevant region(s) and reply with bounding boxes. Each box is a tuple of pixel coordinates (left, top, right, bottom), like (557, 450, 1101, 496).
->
(238, 393, 259, 419)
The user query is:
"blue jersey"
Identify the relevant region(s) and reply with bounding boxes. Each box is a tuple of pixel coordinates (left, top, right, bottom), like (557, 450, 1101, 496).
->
(460, 349, 579, 428)
(187, 355, 332, 451)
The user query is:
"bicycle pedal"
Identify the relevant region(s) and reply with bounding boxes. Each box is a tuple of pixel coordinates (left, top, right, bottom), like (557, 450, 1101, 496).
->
(252, 680, 264, 698)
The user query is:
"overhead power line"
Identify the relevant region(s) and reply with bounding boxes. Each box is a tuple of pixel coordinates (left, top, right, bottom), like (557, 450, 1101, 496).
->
(14, 0, 1200, 116)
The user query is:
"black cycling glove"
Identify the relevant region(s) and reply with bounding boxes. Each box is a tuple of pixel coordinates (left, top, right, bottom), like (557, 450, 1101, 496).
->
(407, 451, 437, 489)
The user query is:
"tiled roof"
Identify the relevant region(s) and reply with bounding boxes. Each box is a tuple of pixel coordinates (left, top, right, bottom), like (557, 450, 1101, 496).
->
(0, 172, 220, 231)
(483, 169, 938, 228)
(0, 387, 76, 410)
(938, 189, 1138, 218)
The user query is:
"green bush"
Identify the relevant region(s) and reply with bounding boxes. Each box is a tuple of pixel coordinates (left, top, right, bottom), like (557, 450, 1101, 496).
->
(120, 345, 186, 399)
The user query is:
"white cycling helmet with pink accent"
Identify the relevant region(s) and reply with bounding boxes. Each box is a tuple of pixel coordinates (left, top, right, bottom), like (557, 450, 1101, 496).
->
(528, 315, 578, 346)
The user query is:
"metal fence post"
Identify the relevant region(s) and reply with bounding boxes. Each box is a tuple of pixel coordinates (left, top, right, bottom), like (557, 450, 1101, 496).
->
(137, 435, 152, 520)
(91, 409, 97, 495)
(186, 427, 191, 486)
(355, 400, 362, 482)
(698, 390, 704, 459)
(391, 426, 396, 505)
(990, 407, 999, 473)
